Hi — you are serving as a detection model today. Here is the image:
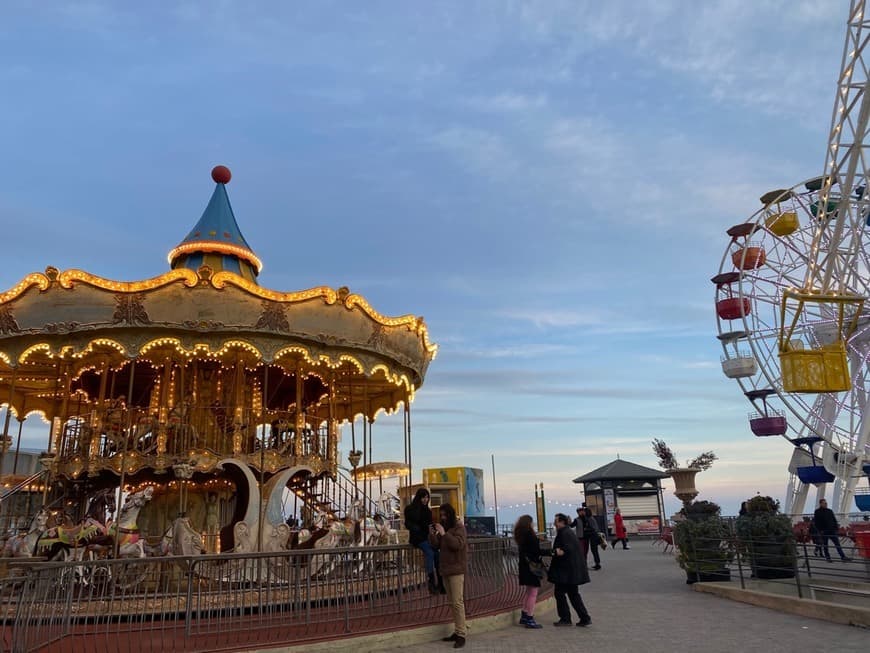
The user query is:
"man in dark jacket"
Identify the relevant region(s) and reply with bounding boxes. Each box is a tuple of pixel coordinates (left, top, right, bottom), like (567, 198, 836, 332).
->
(547, 513, 592, 627)
(813, 499, 850, 562)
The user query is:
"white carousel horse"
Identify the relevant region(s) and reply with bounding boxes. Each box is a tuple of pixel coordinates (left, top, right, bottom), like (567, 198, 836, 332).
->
(2, 509, 52, 558)
(143, 516, 204, 557)
(376, 492, 400, 519)
(107, 486, 154, 558)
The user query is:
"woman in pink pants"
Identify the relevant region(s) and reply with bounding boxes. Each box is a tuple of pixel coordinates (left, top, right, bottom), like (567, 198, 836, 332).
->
(514, 514, 545, 629)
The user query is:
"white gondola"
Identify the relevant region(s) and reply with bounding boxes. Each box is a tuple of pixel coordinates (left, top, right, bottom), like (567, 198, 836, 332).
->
(720, 352, 757, 378)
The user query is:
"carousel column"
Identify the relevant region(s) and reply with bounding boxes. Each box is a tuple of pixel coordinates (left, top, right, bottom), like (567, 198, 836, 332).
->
(327, 379, 338, 473)
(232, 358, 245, 455)
(0, 367, 17, 476)
(51, 361, 72, 455)
(87, 358, 110, 476)
(294, 368, 304, 459)
(155, 357, 172, 469)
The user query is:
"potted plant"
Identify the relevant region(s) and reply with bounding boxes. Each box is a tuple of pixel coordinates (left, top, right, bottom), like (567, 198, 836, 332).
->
(674, 500, 734, 584)
(734, 495, 796, 579)
(651, 439, 718, 505)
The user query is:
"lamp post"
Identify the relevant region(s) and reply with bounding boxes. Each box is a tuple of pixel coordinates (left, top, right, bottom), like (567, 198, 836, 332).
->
(348, 449, 362, 498)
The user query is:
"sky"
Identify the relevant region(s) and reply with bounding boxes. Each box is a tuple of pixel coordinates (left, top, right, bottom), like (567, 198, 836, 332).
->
(0, 1, 853, 522)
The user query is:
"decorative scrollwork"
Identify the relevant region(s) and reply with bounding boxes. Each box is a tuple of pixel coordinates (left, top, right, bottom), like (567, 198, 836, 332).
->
(255, 301, 289, 332)
(112, 294, 150, 325)
(44, 321, 81, 334)
(0, 306, 20, 334)
(181, 320, 225, 330)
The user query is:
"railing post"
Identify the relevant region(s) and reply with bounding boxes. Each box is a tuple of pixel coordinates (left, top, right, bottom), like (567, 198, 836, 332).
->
(802, 540, 813, 578)
(343, 551, 351, 633)
(790, 536, 803, 599)
(732, 524, 746, 590)
(185, 558, 195, 638)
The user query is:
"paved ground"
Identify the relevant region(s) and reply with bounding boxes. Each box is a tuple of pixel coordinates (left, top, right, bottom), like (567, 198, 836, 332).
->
(382, 541, 868, 653)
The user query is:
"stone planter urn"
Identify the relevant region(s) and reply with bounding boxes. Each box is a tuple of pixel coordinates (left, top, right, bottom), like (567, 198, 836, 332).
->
(668, 468, 701, 505)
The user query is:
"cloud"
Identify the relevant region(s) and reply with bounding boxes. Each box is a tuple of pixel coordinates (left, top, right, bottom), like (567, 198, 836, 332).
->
(426, 126, 519, 181)
(463, 92, 548, 113)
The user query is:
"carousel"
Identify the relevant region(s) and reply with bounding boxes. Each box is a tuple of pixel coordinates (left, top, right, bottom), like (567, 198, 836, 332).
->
(0, 165, 436, 562)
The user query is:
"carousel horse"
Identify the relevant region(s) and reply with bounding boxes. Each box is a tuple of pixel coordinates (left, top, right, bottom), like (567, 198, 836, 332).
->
(142, 516, 204, 557)
(36, 488, 116, 561)
(376, 492, 401, 520)
(2, 509, 53, 558)
(107, 486, 154, 558)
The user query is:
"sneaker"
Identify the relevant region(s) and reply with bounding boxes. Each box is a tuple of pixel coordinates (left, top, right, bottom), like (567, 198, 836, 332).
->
(624, 545, 631, 550)
(840, 556, 852, 562)
(553, 620, 572, 627)
(525, 618, 543, 629)
(577, 617, 592, 627)
(442, 633, 458, 642)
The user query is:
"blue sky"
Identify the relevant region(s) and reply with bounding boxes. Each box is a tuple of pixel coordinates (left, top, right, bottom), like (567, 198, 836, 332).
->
(0, 1, 850, 520)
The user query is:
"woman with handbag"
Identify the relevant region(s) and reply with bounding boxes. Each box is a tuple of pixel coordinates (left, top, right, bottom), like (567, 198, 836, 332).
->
(546, 513, 592, 627)
(513, 514, 545, 629)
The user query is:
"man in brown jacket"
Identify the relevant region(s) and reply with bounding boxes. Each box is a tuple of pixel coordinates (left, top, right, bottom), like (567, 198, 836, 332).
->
(430, 502, 468, 649)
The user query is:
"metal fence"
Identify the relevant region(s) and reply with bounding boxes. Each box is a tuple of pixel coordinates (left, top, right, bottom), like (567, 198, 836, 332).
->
(0, 537, 538, 653)
(675, 526, 870, 598)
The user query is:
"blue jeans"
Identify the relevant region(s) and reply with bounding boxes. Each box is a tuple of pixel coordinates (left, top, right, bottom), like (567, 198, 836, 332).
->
(819, 534, 848, 560)
(416, 540, 437, 574)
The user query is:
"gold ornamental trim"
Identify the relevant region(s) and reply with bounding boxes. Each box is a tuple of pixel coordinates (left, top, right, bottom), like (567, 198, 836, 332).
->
(211, 271, 338, 304)
(57, 268, 199, 292)
(0, 273, 51, 305)
(168, 242, 263, 273)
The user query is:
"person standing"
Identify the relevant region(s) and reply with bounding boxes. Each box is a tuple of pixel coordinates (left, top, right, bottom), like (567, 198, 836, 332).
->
(547, 513, 592, 627)
(431, 503, 468, 649)
(813, 499, 850, 562)
(513, 514, 544, 629)
(612, 508, 630, 550)
(570, 507, 600, 569)
(404, 488, 442, 594)
(583, 507, 603, 569)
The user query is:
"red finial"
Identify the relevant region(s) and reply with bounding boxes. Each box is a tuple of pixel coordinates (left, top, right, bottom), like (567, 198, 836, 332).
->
(211, 165, 232, 184)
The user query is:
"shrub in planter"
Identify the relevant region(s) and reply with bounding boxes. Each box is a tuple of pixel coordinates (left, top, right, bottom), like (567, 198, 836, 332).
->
(682, 500, 722, 522)
(674, 500, 734, 583)
(735, 496, 796, 579)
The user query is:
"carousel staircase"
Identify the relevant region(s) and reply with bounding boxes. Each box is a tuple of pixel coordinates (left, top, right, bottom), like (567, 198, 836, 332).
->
(286, 470, 378, 521)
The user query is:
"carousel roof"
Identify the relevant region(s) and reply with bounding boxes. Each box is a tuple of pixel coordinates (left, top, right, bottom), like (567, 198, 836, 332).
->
(0, 166, 436, 420)
(168, 166, 262, 282)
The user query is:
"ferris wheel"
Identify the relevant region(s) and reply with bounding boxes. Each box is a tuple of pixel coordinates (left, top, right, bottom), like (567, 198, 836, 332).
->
(714, 0, 870, 517)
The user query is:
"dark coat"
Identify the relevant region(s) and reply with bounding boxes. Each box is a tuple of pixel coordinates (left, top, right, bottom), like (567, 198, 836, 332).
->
(517, 529, 544, 587)
(404, 501, 432, 546)
(813, 507, 839, 535)
(546, 525, 590, 586)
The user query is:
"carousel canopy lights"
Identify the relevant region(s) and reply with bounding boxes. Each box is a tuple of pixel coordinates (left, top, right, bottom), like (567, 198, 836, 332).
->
(351, 461, 410, 481)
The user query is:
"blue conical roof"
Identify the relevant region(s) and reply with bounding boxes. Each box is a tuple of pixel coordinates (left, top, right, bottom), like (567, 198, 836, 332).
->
(168, 167, 261, 281)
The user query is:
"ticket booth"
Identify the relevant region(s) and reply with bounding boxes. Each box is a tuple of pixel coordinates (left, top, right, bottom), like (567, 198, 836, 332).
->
(400, 466, 487, 526)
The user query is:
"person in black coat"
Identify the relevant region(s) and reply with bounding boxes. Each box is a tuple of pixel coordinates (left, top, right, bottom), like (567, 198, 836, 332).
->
(813, 498, 850, 562)
(403, 487, 443, 593)
(546, 513, 591, 627)
(513, 514, 545, 629)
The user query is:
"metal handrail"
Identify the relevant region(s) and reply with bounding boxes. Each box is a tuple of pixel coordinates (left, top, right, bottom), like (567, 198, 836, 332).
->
(0, 470, 47, 504)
